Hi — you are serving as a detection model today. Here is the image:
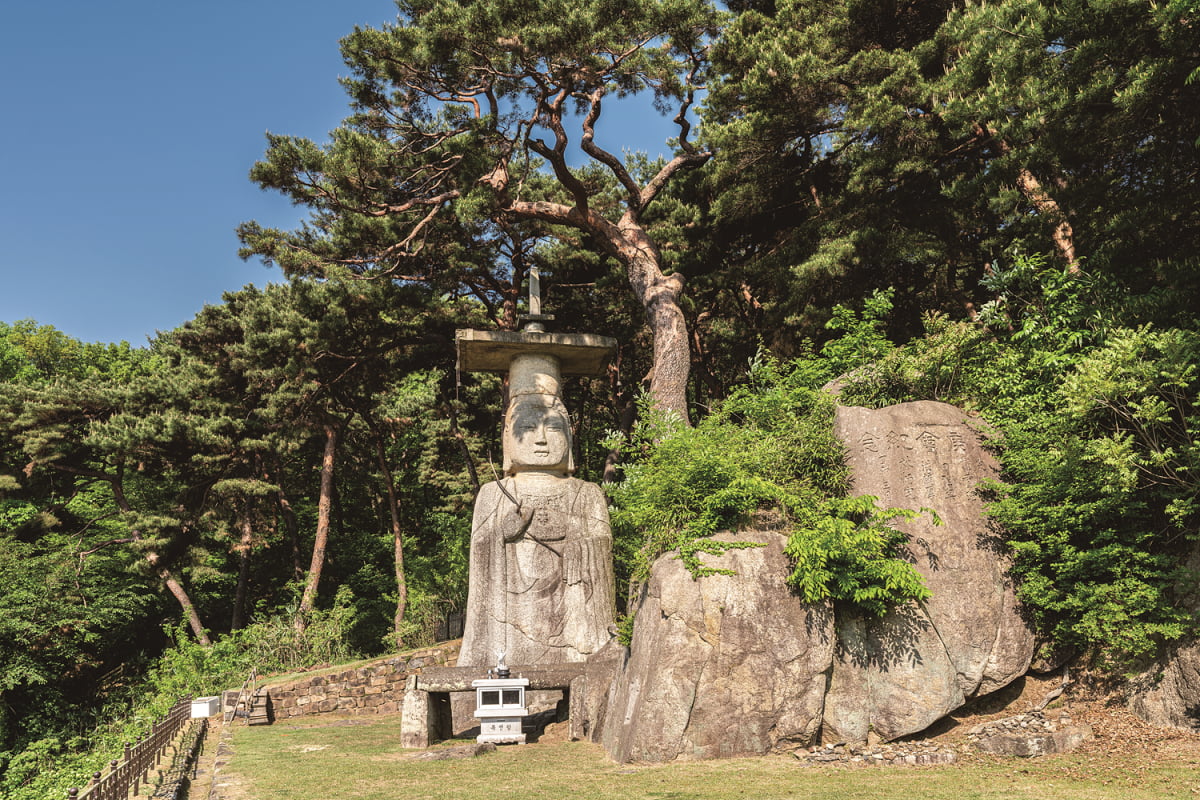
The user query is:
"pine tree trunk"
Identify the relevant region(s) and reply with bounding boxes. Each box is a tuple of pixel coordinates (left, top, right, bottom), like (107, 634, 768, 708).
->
(374, 437, 408, 650)
(108, 474, 211, 645)
(1014, 167, 1079, 272)
(602, 391, 637, 484)
(976, 124, 1080, 272)
(231, 513, 253, 630)
(689, 310, 723, 406)
(448, 404, 480, 493)
(276, 487, 304, 581)
(297, 423, 339, 633)
(620, 237, 691, 424)
(162, 571, 212, 646)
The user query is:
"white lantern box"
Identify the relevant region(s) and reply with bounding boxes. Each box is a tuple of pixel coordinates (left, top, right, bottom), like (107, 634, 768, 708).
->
(471, 677, 530, 745)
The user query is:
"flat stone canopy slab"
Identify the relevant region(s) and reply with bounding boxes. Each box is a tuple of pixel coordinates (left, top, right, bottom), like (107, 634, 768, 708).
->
(456, 330, 617, 376)
(416, 663, 585, 692)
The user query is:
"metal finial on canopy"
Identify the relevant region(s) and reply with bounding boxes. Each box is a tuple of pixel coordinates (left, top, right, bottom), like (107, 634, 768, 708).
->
(529, 266, 541, 317)
(520, 264, 555, 333)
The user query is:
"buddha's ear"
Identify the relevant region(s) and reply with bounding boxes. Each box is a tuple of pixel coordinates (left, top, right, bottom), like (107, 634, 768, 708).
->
(549, 398, 576, 474)
(501, 402, 515, 474)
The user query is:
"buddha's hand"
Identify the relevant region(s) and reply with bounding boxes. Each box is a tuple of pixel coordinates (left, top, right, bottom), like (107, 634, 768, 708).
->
(500, 500, 534, 542)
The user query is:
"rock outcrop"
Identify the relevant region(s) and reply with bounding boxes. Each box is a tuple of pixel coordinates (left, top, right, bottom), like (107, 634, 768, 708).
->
(823, 402, 1035, 742)
(601, 528, 835, 762)
(1129, 640, 1200, 731)
(1128, 543, 1200, 732)
(600, 401, 1037, 762)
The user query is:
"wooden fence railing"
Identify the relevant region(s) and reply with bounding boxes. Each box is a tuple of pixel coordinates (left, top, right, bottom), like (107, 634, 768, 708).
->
(65, 698, 192, 800)
(150, 716, 208, 800)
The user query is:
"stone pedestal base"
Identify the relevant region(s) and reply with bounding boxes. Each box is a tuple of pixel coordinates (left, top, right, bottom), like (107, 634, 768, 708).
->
(478, 717, 526, 745)
(400, 678, 452, 749)
(402, 664, 590, 748)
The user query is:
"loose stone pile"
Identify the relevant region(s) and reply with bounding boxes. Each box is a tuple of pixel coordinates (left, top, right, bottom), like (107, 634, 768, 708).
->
(965, 710, 1070, 742)
(966, 710, 1092, 756)
(795, 741, 959, 766)
(793, 711, 1087, 766)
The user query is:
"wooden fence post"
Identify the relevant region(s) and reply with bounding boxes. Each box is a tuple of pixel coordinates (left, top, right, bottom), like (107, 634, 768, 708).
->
(61, 698, 196, 800)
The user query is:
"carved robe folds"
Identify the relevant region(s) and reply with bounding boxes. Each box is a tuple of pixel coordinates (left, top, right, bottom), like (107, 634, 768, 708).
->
(459, 475, 616, 666)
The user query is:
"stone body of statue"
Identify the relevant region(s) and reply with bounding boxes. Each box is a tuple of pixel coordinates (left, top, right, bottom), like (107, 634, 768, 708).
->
(459, 393, 616, 667)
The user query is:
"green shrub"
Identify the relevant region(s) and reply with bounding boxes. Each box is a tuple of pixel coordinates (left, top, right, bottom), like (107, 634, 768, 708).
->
(985, 325, 1200, 667)
(834, 256, 1200, 667)
(2, 588, 360, 800)
(787, 495, 934, 617)
(608, 355, 930, 619)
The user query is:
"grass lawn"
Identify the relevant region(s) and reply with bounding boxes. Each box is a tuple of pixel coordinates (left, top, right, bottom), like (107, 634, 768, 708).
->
(214, 714, 1200, 800)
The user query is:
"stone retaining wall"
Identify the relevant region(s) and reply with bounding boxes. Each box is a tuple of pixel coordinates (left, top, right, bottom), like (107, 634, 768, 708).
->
(267, 640, 461, 719)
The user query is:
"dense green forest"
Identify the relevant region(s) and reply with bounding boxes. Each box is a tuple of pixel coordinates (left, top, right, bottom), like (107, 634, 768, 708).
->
(2, 0, 1198, 796)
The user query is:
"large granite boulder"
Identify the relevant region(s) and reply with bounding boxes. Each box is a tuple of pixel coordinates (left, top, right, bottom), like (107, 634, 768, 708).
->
(823, 402, 1035, 742)
(1129, 639, 1200, 730)
(600, 400, 1037, 762)
(1128, 543, 1200, 731)
(601, 528, 835, 762)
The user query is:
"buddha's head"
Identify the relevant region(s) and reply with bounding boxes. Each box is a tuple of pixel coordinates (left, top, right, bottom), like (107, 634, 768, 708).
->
(502, 394, 574, 476)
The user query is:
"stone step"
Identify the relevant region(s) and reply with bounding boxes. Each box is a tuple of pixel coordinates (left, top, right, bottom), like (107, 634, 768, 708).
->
(248, 689, 273, 725)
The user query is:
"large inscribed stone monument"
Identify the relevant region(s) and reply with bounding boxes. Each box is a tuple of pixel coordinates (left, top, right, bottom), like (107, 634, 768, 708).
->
(455, 324, 618, 670)
(822, 401, 1035, 742)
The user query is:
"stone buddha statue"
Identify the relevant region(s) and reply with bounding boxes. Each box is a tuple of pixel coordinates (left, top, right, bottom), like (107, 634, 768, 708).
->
(458, 357, 616, 667)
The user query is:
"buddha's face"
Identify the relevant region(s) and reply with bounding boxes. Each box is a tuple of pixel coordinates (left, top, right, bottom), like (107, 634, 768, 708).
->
(504, 397, 571, 474)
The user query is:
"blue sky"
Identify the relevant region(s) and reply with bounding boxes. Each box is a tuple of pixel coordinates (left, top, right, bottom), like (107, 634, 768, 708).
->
(0, 1, 677, 346)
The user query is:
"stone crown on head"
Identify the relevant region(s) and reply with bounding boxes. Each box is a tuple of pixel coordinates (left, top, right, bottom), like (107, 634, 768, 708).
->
(502, 352, 574, 476)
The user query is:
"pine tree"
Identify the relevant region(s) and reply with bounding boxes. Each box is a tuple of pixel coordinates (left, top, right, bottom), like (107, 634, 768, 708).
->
(239, 0, 724, 421)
